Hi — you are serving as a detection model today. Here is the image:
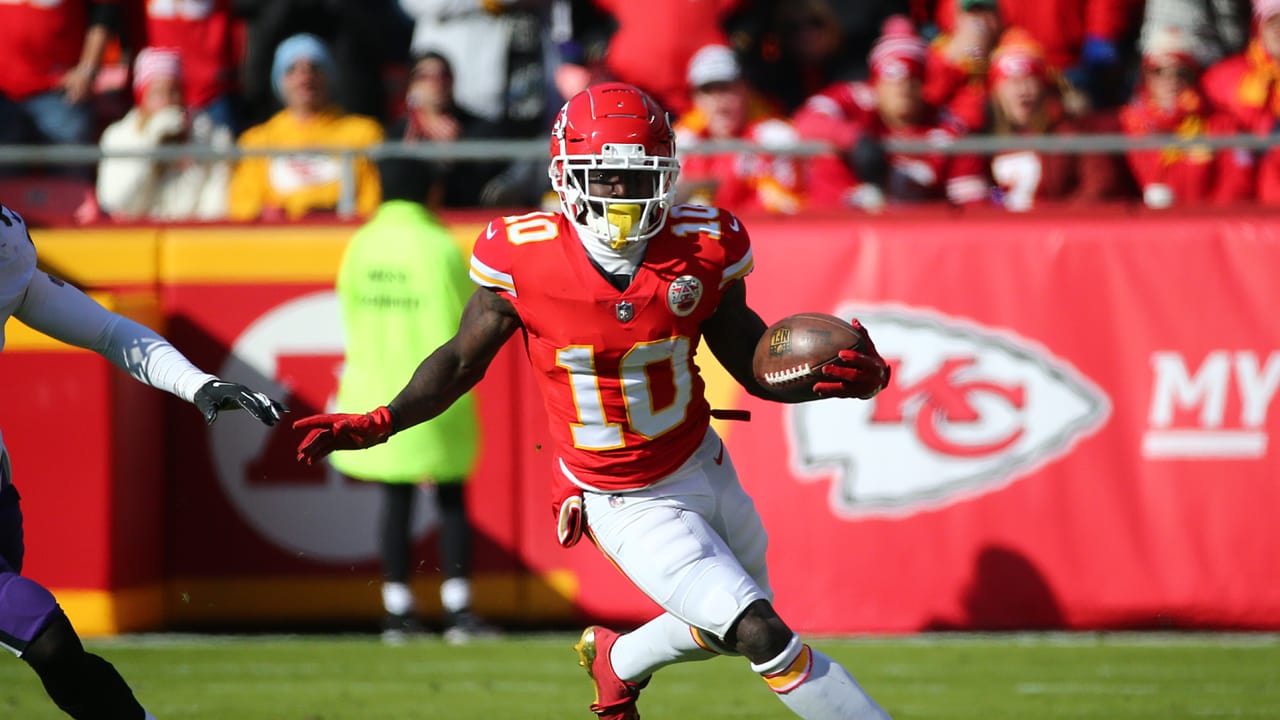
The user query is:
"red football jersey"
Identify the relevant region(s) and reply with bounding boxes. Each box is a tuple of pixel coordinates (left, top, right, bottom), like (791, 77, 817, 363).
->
(469, 205, 753, 491)
(142, 0, 237, 108)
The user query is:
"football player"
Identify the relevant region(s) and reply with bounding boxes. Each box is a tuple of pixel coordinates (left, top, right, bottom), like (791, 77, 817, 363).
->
(0, 203, 286, 719)
(294, 82, 892, 720)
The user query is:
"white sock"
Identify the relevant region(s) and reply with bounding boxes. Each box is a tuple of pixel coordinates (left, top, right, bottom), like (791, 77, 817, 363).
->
(440, 577, 470, 614)
(381, 582, 415, 616)
(751, 637, 891, 720)
(611, 613, 715, 682)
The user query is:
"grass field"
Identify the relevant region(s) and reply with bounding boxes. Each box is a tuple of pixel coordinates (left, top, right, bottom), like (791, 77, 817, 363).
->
(1, 632, 1276, 719)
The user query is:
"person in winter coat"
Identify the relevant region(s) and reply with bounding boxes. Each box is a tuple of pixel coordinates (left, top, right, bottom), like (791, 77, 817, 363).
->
(1203, 0, 1280, 203)
(96, 48, 233, 222)
(1120, 25, 1255, 208)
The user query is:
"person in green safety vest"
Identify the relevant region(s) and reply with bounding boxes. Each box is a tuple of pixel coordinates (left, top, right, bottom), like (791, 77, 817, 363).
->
(329, 156, 491, 645)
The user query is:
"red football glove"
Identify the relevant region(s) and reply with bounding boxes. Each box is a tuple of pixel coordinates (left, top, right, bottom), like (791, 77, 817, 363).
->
(812, 320, 891, 400)
(293, 406, 396, 465)
(551, 475, 586, 548)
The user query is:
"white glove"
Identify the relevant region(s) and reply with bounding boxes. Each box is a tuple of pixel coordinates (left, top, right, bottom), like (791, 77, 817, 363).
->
(1143, 183, 1174, 209)
(143, 106, 187, 143)
(845, 183, 886, 213)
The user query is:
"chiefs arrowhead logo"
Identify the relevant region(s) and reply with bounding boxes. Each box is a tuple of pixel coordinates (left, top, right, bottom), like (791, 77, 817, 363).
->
(789, 305, 1110, 518)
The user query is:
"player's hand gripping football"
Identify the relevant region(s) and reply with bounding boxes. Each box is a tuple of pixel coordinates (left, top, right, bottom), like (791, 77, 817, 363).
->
(812, 319, 892, 400)
(194, 379, 288, 426)
(293, 406, 397, 465)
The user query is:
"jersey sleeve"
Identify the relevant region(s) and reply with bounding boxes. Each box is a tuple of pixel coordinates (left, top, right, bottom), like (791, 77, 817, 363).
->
(468, 216, 517, 298)
(717, 209, 754, 289)
(15, 270, 215, 402)
(0, 206, 37, 315)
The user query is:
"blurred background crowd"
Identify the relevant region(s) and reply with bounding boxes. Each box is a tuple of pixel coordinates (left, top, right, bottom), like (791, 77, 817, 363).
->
(3, 0, 1280, 224)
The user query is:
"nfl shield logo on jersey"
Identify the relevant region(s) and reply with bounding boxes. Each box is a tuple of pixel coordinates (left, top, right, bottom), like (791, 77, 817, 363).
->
(667, 275, 703, 317)
(615, 301, 634, 323)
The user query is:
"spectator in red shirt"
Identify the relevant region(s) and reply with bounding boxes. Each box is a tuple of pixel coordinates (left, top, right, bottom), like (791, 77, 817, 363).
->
(1120, 25, 1255, 208)
(923, 0, 1001, 130)
(793, 16, 988, 210)
(593, 0, 742, 115)
(673, 44, 803, 215)
(0, 0, 119, 147)
(1203, 0, 1280, 203)
(137, 0, 241, 133)
(1204, 0, 1280, 133)
(983, 28, 1130, 211)
(930, 0, 1143, 109)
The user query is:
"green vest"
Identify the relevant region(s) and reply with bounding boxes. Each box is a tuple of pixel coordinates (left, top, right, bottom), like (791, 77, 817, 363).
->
(329, 200, 479, 483)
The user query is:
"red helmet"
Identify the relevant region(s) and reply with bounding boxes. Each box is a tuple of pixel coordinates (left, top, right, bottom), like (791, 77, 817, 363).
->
(548, 83, 680, 247)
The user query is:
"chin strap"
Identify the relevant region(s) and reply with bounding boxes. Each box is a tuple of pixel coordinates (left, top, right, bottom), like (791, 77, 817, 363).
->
(710, 409, 751, 421)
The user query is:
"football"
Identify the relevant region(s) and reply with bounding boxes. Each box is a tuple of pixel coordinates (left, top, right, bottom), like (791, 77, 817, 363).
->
(752, 312, 866, 401)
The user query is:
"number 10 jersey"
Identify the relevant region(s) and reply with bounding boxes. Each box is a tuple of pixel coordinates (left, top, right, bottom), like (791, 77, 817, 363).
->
(469, 205, 753, 491)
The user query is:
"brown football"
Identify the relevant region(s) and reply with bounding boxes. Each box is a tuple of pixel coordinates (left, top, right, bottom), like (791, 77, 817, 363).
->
(752, 312, 867, 401)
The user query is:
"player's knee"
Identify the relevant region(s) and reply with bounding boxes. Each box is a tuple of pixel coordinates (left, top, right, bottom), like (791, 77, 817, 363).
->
(726, 599, 793, 663)
(21, 611, 85, 675)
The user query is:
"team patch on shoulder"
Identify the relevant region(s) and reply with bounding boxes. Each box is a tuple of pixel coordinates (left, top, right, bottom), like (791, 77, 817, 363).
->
(667, 275, 703, 317)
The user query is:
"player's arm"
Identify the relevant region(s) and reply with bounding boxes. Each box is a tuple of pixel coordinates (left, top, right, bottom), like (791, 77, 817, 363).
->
(293, 287, 522, 463)
(388, 287, 520, 427)
(14, 270, 286, 425)
(703, 279, 891, 403)
(701, 279, 787, 402)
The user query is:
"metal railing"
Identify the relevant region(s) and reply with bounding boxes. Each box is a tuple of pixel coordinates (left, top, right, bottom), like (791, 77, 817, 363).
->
(2, 133, 1275, 218)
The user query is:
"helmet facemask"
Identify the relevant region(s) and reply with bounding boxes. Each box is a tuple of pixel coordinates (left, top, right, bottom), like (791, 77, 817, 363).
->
(551, 143, 679, 250)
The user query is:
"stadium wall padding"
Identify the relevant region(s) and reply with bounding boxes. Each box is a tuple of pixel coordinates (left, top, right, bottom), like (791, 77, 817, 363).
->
(2, 210, 1277, 636)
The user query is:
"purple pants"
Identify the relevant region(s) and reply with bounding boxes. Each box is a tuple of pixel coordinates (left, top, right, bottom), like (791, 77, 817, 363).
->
(0, 482, 61, 655)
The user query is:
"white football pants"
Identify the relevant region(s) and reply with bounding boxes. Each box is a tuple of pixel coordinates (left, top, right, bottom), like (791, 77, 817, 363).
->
(580, 427, 772, 639)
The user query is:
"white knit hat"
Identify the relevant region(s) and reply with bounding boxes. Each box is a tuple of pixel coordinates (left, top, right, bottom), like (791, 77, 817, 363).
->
(1142, 25, 1198, 68)
(687, 44, 741, 88)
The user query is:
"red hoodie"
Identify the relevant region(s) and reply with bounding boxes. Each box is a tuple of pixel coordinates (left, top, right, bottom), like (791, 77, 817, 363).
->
(1119, 87, 1255, 206)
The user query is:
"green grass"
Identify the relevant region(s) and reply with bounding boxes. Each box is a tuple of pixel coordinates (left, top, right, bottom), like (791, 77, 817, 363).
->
(1, 632, 1277, 719)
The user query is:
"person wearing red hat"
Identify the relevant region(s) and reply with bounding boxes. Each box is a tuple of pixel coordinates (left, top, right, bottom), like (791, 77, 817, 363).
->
(1203, 0, 1280, 203)
(1119, 26, 1255, 208)
(792, 16, 988, 210)
(96, 47, 233, 221)
(982, 28, 1130, 211)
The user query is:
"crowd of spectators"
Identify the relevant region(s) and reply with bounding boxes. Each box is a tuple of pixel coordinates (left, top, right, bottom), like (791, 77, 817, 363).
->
(1, 0, 1279, 224)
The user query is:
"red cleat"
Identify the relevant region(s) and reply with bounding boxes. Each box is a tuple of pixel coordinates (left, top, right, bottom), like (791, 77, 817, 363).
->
(573, 626, 646, 720)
